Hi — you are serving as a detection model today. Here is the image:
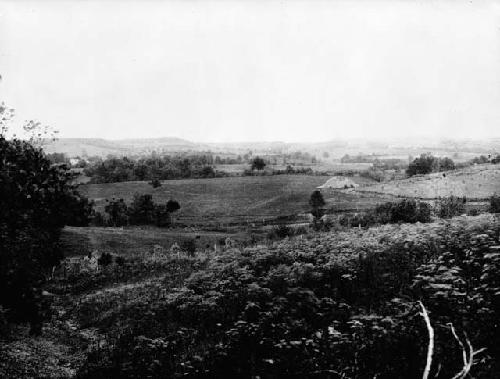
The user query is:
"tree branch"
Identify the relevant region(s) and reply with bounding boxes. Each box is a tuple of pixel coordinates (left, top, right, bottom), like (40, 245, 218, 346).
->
(418, 301, 434, 379)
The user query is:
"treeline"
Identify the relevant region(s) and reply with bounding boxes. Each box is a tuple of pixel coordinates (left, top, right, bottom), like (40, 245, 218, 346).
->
(83, 155, 225, 183)
(93, 193, 180, 227)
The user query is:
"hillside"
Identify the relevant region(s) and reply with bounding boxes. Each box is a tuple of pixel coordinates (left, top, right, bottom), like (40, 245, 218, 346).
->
(357, 163, 500, 199)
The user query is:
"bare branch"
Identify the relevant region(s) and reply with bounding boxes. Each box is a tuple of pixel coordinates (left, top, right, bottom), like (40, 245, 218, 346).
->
(418, 301, 434, 379)
(449, 326, 487, 379)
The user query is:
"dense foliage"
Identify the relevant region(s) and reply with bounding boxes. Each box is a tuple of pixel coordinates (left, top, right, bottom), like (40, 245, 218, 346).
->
(406, 153, 455, 177)
(75, 215, 500, 378)
(0, 133, 92, 334)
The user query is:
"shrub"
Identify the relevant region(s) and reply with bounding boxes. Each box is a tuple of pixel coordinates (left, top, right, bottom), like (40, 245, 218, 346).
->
(149, 178, 162, 188)
(97, 252, 113, 267)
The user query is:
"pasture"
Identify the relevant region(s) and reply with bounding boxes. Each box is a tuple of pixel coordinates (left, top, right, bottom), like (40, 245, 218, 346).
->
(357, 163, 500, 199)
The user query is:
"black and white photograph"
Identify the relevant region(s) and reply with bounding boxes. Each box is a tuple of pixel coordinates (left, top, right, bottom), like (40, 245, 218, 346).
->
(1, 0, 500, 377)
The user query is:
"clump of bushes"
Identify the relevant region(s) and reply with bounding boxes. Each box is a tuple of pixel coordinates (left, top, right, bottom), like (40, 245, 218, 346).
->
(340, 199, 432, 227)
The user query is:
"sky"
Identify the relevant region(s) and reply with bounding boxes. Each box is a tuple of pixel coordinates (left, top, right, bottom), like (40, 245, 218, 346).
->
(0, 0, 499, 143)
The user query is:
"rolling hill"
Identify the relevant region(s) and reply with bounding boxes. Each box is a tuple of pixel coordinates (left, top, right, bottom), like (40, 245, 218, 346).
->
(356, 163, 500, 200)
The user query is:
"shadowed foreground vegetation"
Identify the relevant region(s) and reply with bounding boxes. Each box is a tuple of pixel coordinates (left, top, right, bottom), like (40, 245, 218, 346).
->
(2, 214, 496, 378)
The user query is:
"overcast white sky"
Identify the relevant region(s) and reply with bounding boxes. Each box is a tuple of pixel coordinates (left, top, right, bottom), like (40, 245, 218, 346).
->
(1, 1, 499, 142)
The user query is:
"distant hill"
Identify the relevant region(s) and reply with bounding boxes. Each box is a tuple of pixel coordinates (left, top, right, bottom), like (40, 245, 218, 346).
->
(43, 137, 198, 157)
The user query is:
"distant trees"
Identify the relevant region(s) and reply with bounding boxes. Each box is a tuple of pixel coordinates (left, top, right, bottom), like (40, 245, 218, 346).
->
(100, 194, 180, 227)
(251, 157, 266, 171)
(406, 154, 455, 177)
(84, 155, 221, 184)
(46, 152, 70, 165)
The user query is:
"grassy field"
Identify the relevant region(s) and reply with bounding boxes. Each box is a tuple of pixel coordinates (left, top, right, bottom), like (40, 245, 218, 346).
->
(357, 163, 500, 199)
(79, 175, 391, 226)
(79, 175, 336, 224)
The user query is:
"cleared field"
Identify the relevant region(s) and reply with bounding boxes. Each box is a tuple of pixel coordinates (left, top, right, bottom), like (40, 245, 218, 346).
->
(80, 175, 334, 224)
(357, 163, 500, 199)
